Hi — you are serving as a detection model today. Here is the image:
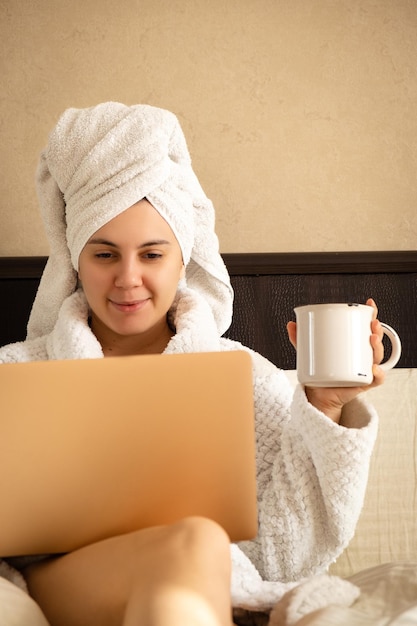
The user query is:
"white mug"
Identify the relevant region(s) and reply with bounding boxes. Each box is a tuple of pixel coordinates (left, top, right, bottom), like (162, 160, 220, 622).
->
(294, 303, 402, 387)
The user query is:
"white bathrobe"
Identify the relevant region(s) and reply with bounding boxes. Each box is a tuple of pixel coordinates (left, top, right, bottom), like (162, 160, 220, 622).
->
(0, 286, 378, 612)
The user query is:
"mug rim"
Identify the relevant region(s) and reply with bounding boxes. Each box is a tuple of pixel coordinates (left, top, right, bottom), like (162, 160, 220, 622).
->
(294, 302, 372, 312)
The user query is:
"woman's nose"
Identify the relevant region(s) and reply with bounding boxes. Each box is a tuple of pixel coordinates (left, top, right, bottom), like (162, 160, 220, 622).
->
(114, 260, 143, 289)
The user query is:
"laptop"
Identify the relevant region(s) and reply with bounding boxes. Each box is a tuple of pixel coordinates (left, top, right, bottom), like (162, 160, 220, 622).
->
(0, 350, 257, 556)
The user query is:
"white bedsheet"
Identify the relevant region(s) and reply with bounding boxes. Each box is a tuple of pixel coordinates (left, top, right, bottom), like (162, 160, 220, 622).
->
(270, 562, 417, 625)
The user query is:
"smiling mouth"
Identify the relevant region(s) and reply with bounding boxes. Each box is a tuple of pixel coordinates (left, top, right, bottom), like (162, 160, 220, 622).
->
(110, 299, 148, 312)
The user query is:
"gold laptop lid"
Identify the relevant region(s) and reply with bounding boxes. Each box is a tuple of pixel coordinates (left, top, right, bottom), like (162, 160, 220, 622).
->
(0, 350, 257, 555)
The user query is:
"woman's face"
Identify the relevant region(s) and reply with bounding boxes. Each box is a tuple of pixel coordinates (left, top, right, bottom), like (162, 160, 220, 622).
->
(78, 199, 185, 354)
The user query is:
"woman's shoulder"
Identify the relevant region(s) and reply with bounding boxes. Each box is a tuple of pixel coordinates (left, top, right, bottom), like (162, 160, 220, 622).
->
(219, 337, 284, 377)
(0, 335, 49, 364)
(219, 337, 295, 410)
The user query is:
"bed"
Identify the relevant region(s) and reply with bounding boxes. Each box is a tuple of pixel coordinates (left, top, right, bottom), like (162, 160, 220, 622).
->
(1, 251, 417, 625)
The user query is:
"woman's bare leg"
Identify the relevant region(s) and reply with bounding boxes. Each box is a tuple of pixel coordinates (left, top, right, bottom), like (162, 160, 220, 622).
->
(24, 516, 233, 626)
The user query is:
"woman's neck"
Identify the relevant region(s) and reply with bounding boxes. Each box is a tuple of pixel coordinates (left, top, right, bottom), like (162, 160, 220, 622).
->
(90, 316, 174, 357)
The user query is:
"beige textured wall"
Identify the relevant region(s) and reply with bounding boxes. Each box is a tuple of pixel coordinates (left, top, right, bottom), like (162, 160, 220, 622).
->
(1, 0, 416, 255)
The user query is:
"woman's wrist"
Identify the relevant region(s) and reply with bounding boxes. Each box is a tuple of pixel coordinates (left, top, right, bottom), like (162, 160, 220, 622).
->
(304, 387, 343, 424)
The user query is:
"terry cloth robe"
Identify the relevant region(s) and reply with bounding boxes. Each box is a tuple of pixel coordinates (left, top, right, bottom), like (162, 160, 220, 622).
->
(0, 286, 378, 613)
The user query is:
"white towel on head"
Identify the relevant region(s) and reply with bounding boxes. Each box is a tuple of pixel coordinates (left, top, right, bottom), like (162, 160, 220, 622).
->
(27, 102, 233, 339)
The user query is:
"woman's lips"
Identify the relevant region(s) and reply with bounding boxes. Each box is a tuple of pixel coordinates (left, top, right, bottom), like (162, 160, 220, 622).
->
(109, 299, 148, 313)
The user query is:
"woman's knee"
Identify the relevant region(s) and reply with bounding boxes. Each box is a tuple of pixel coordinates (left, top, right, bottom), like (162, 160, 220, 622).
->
(127, 519, 232, 624)
(169, 517, 230, 557)
(138, 516, 231, 577)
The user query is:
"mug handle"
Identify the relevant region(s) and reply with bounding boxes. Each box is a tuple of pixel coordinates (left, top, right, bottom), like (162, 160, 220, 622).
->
(379, 323, 402, 371)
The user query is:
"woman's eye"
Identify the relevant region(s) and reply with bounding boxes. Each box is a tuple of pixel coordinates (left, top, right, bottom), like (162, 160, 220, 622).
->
(95, 252, 114, 259)
(143, 252, 162, 260)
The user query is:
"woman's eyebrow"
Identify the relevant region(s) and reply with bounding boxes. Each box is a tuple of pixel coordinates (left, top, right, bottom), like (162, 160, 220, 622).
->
(86, 238, 171, 248)
(87, 238, 117, 247)
(140, 239, 171, 248)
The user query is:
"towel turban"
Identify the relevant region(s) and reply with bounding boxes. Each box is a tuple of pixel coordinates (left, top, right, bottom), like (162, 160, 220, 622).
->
(27, 102, 233, 338)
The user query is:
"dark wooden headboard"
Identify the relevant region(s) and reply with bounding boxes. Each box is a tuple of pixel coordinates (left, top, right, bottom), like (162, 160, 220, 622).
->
(1, 252, 417, 369)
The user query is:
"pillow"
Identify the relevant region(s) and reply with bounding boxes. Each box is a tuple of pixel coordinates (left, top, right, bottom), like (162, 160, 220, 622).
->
(0, 577, 49, 625)
(330, 369, 417, 577)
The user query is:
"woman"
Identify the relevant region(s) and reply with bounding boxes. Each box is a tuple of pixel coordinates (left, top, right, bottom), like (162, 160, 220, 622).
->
(0, 103, 383, 626)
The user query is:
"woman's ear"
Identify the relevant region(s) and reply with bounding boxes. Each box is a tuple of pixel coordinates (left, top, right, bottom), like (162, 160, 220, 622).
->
(180, 264, 186, 280)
